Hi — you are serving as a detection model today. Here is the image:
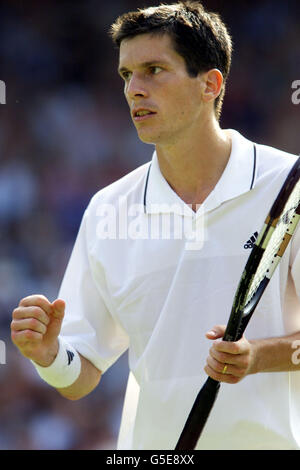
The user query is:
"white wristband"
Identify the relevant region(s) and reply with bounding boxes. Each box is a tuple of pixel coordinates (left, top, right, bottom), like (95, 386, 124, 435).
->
(31, 337, 81, 388)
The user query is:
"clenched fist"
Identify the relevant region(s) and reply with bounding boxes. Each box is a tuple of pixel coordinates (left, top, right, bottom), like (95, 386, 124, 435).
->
(11, 295, 65, 367)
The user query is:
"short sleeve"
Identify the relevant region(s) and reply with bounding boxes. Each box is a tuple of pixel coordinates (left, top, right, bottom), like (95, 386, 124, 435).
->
(58, 204, 129, 374)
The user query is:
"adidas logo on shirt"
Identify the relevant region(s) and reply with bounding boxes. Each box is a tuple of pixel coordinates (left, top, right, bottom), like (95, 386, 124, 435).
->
(66, 350, 74, 365)
(244, 232, 258, 249)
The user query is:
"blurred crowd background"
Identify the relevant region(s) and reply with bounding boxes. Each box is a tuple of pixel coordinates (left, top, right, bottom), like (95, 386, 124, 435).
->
(0, 0, 299, 450)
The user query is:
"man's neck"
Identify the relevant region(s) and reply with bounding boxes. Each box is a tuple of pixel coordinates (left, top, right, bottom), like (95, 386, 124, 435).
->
(155, 120, 232, 209)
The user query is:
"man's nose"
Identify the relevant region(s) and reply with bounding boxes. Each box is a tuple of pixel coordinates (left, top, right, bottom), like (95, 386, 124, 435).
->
(126, 73, 148, 100)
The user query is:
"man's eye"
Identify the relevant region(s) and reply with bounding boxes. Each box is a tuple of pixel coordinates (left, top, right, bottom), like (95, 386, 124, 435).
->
(149, 66, 162, 75)
(122, 71, 132, 80)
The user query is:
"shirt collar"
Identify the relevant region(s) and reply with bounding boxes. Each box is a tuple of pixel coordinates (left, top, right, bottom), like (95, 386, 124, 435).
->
(144, 129, 257, 216)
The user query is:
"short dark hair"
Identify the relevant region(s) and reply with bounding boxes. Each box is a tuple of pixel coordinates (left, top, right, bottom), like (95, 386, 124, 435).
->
(110, 1, 233, 120)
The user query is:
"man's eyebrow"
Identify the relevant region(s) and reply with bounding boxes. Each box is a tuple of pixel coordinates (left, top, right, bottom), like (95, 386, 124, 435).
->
(118, 60, 168, 74)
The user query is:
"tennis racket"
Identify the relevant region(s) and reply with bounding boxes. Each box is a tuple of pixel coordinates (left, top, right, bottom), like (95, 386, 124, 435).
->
(176, 156, 300, 450)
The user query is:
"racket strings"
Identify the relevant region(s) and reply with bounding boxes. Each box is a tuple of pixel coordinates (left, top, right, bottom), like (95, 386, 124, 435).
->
(245, 180, 300, 306)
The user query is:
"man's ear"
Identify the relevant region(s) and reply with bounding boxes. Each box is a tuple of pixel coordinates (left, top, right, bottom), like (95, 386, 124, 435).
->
(200, 69, 223, 104)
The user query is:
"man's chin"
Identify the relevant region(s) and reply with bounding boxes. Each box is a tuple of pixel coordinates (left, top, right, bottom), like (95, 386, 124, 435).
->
(139, 138, 156, 145)
(136, 130, 161, 145)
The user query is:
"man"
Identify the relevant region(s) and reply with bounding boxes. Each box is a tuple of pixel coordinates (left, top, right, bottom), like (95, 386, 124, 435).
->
(11, 1, 300, 450)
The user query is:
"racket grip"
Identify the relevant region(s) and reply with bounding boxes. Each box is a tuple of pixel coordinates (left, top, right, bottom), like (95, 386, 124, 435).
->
(175, 377, 220, 450)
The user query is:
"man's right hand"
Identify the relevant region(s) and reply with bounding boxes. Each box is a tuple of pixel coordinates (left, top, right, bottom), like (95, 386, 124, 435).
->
(11, 295, 65, 367)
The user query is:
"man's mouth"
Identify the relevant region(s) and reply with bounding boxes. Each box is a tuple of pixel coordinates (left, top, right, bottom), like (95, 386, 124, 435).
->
(133, 109, 156, 121)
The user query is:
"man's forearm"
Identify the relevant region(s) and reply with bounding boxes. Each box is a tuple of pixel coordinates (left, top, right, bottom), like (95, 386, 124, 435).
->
(206, 326, 300, 384)
(249, 332, 300, 374)
(57, 354, 102, 401)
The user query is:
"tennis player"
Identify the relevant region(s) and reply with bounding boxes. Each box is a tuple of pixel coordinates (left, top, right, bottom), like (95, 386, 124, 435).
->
(11, 1, 300, 450)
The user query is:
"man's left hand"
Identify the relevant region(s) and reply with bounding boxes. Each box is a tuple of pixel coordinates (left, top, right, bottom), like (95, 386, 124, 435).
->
(204, 325, 256, 384)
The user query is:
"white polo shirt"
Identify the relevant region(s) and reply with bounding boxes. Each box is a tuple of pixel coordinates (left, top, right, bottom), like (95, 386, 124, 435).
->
(59, 129, 300, 450)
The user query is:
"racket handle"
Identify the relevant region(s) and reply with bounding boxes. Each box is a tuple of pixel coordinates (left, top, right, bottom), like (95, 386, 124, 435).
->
(175, 377, 220, 450)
